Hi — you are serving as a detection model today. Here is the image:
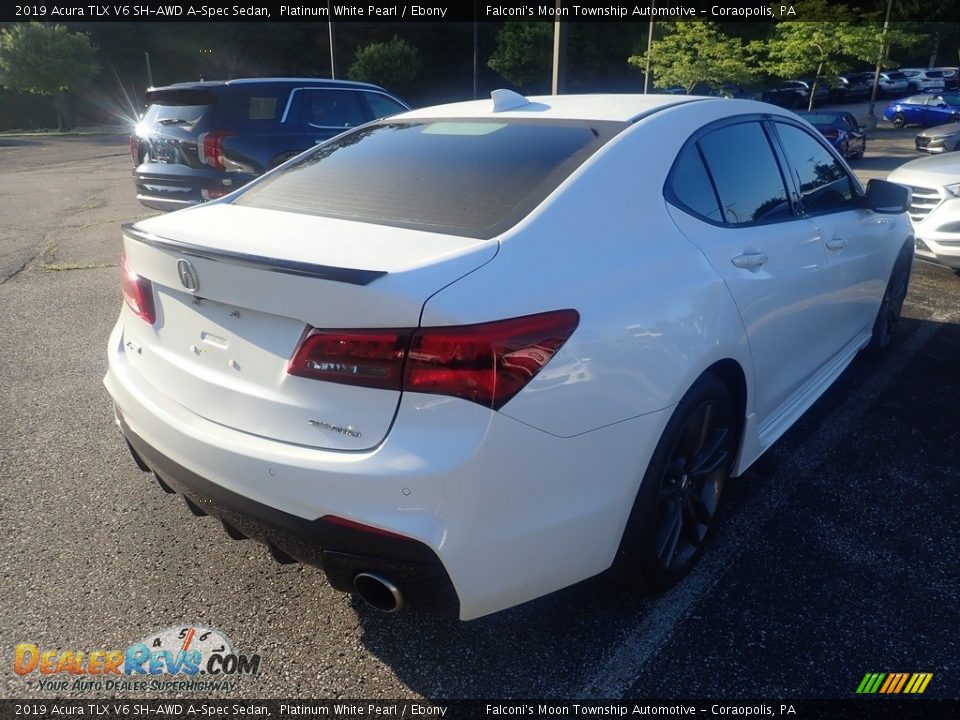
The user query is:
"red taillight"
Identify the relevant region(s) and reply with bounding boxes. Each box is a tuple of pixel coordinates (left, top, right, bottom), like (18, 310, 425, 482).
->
(287, 310, 580, 410)
(288, 330, 410, 390)
(119, 256, 156, 324)
(822, 129, 839, 139)
(406, 311, 580, 409)
(197, 131, 236, 170)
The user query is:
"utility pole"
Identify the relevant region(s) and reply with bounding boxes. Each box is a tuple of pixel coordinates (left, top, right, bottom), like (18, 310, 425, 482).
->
(644, 2, 655, 93)
(328, 0, 336, 79)
(551, 0, 567, 95)
(144, 51, 154, 88)
(865, 0, 893, 129)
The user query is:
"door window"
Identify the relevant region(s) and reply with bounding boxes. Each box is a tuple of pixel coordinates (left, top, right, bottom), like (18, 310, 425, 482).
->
(774, 123, 858, 215)
(363, 92, 408, 120)
(302, 90, 367, 129)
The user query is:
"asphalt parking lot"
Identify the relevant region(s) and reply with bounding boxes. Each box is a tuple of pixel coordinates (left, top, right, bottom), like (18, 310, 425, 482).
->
(0, 116, 958, 703)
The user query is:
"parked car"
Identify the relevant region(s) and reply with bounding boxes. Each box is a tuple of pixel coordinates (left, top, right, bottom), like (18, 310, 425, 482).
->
(859, 71, 910, 98)
(106, 91, 913, 620)
(762, 80, 830, 108)
(888, 153, 960, 270)
(797, 110, 866, 160)
(884, 93, 960, 127)
(915, 123, 960, 153)
(900, 68, 947, 94)
(830, 75, 870, 103)
(935, 67, 959, 91)
(130, 78, 409, 211)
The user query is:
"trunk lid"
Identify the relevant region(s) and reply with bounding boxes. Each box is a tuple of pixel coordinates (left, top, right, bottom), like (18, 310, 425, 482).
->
(121, 204, 497, 451)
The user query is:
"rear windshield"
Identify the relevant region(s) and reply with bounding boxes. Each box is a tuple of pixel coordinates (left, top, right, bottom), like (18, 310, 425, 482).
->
(233, 119, 621, 238)
(142, 89, 216, 127)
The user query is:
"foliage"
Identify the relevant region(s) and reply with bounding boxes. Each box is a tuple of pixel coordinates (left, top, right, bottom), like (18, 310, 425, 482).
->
(627, 22, 756, 93)
(348, 36, 421, 94)
(755, 1, 922, 110)
(488, 22, 553, 93)
(0, 23, 99, 130)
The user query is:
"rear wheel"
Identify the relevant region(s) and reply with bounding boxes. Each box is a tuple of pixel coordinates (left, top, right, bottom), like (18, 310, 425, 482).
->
(865, 245, 912, 357)
(840, 140, 850, 159)
(891, 112, 907, 128)
(611, 374, 739, 592)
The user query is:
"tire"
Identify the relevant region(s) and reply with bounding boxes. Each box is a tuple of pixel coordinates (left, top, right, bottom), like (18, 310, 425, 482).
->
(840, 140, 850, 159)
(891, 113, 906, 128)
(611, 373, 740, 592)
(865, 244, 913, 358)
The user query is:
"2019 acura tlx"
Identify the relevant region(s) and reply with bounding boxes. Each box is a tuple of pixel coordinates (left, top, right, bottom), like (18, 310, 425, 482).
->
(105, 91, 914, 620)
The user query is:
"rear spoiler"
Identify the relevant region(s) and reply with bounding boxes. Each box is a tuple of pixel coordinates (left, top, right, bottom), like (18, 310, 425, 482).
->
(122, 223, 387, 286)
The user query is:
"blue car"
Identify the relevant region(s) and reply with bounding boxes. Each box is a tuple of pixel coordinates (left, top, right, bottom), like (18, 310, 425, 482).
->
(884, 93, 960, 128)
(796, 111, 866, 160)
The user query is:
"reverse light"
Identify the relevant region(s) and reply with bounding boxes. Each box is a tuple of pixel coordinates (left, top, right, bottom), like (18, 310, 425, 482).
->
(197, 131, 236, 170)
(287, 310, 580, 410)
(119, 256, 156, 324)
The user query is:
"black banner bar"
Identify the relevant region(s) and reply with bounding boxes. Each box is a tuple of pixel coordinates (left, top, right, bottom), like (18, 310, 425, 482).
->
(2, 699, 960, 720)
(0, 0, 939, 23)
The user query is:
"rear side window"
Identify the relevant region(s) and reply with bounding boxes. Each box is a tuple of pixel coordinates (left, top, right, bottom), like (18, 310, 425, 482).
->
(220, 88, 289, 125)
(696, 122, 791, 225)
(668, 145, 723, 223)
(302, 90, 367, 128)
(234, 119, 616, 238)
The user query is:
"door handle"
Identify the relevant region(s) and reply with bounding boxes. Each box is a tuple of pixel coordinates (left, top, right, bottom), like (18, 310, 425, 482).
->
(825, 236, 847, 251)
(731, 252, 768, 269)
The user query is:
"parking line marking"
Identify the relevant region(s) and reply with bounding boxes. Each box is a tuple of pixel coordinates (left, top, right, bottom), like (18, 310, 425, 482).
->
(577, 316, 947, 699)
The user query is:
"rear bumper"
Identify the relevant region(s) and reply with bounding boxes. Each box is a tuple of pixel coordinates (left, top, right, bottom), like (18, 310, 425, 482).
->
(133, 163, 256, 212)
(104, 319, 670, 620)
(119, 415, 460, 615)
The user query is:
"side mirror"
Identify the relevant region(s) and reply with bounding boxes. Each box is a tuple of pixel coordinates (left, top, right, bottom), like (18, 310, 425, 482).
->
(865, 179, 910, 214)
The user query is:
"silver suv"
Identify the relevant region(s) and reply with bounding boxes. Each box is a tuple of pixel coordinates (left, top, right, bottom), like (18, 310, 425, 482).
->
(901, 69, 947, 93)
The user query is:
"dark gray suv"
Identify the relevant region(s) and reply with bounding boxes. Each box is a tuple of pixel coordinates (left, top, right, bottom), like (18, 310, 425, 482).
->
(130, 78, 409, 211)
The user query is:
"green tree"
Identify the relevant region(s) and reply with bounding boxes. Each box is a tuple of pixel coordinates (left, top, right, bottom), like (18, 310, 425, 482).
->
(756, 2, 921, 111)
(627, 22, 756, 94)
(0, 23, 99, 131)
(348, 36, 421, 95)
(488, 22, 553, 93)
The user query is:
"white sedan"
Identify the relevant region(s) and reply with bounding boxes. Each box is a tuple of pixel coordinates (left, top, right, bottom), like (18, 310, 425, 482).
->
(105, 91, 913, 620)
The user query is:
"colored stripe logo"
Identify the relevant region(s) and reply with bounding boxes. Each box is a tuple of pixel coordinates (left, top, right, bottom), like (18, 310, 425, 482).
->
(856, 673, 933, 694)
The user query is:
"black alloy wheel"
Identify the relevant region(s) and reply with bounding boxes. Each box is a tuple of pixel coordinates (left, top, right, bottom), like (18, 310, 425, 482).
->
(866, 245, 912, 357)
(612, 374, 739, 591)
(892, 112, 907, 128)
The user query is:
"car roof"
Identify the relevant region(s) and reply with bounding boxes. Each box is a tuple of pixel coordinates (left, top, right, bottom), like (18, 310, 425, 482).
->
(397, 93, 718, 123)
(148, 77, 383, 92)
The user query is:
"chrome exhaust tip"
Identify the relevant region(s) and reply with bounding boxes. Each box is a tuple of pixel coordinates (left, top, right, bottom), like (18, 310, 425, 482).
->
(353, 572, 405, 613)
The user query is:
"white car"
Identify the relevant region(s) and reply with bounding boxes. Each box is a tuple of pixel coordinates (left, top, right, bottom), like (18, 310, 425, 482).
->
(888, 153, 960, 270)
(105, 92, 914, 620)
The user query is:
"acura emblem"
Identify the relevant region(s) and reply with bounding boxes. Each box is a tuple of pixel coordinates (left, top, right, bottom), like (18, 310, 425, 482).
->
(176, 259, 199, 291)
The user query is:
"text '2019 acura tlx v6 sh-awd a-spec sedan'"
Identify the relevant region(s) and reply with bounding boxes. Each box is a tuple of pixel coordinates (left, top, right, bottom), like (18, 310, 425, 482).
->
(106, 91, 914, 620)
